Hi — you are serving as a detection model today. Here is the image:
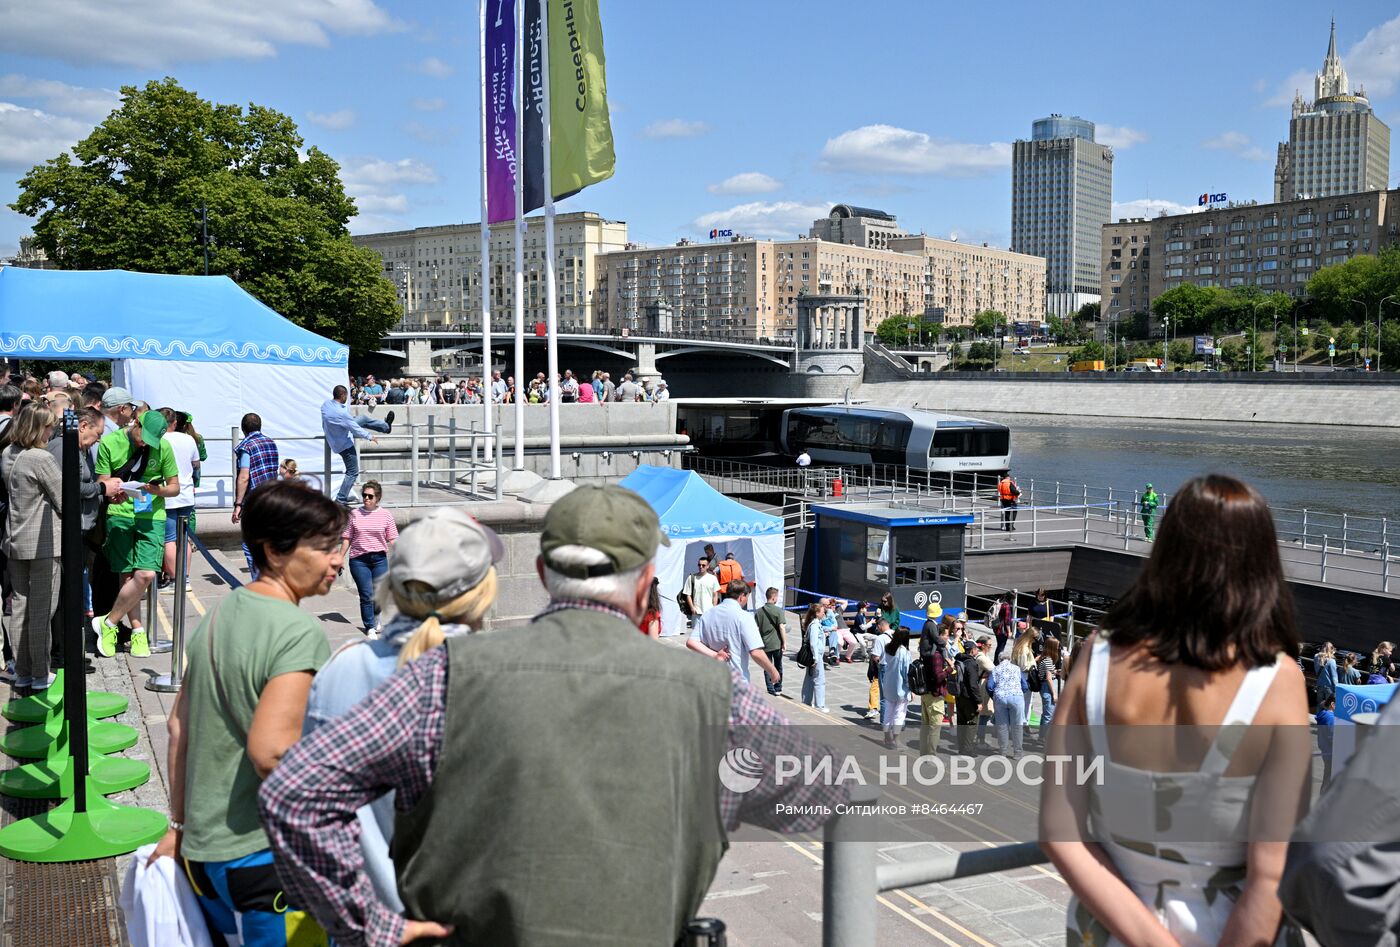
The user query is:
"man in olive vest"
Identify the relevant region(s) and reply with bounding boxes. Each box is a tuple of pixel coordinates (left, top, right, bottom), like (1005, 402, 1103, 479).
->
(260, 484, 850, 947)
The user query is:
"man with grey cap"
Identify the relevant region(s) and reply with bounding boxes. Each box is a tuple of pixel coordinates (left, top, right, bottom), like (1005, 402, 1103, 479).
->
(262, 484, 849, 947)
(99, 386, 138, 435)
(45, 370, 69, 393)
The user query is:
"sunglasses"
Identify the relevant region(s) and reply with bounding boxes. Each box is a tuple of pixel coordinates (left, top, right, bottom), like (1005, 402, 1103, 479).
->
(362, 493, 377, 500)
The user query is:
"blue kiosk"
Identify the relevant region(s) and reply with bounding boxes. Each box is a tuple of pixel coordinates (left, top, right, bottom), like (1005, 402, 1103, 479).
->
(807, 502, 973, 629)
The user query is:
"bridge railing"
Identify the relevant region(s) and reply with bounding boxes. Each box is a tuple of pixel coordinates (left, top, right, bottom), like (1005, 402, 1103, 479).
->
(391, 322, 796, 347)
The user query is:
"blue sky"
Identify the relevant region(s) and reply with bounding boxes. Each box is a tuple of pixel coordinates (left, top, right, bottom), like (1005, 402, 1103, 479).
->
(2, 0, 1399, 259)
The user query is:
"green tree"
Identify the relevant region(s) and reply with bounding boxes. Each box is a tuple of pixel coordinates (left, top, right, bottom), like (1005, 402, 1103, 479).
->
(874, 315, 915, 346)
(1070, 340, 1105, 363)
(1306, 248, 1400, 326)
(11, 77, 400, 353)
(963, 341, 996, 369)
(1075, 301, 1100, 324)
(972, 309, 1006, 338)
(1166, 339, 1192, 368)
(1152, 284, 1217, 336)
(1219, 340, 1248, 371)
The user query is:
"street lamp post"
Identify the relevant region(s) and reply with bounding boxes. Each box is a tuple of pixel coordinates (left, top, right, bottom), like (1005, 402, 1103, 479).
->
(1162, 315, 1169, 370)
(1348, 298, 1368, 371)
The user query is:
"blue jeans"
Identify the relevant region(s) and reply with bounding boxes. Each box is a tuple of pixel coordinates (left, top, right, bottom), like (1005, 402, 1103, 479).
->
(335, 419, 391, 502)
(349, 551, 388, 630)
(1040, 684, 1056, 729)
(994, 696, 1025, 757)
(802, 653, 827, 709)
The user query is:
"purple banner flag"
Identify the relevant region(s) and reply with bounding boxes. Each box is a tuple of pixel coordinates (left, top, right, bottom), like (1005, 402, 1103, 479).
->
(485, 0, 518, 223)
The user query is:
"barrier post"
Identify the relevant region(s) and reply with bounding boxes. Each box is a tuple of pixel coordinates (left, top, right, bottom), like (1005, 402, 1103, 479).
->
(1083, 503, 1089, 543)
(1382, 546, 1391, 594)
(147, 514, 190, 694)
(448, 416, 459, 487)
(1031, 503, 1038, 545)
(146, 560, 171, 656)
(1341, 513, 1349, 555)
(1321, 536, 1329, 582)
(0, 409, 166, 860)
(410, 425, 421, 506)
(323, 437, 334, 498)
(1302, 509, 1310, 547)
(822, 785, 879, 947)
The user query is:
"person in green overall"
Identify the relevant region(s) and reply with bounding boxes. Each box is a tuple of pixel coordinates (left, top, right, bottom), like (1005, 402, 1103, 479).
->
(1140, 483, 1161, 540)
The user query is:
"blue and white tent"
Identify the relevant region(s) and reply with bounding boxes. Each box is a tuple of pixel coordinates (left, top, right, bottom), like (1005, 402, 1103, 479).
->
(620, 466, 783, 636)
(0, 267, 349, 506)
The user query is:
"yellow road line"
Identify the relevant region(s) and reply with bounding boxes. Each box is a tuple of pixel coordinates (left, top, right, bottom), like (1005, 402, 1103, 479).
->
(782, 841, 961, 946)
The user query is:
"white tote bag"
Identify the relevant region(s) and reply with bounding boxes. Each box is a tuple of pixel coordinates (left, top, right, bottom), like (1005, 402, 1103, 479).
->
(119, 844, 216, 947)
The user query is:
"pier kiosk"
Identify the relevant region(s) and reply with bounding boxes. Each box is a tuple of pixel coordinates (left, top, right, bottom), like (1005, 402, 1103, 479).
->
(808, 502, 972, 628)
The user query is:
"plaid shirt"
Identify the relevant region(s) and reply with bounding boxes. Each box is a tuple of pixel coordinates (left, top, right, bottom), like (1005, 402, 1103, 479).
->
(259, 609, 850, 947)
(233, 431, 279, 490)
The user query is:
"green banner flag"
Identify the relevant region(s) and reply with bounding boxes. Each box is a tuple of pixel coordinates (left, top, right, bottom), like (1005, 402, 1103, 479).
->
(549, 0, 615, 196)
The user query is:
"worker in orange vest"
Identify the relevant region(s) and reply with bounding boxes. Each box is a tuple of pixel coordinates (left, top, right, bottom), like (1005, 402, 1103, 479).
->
(716, 551, 753, 609)
(997, 471, 1021, 532)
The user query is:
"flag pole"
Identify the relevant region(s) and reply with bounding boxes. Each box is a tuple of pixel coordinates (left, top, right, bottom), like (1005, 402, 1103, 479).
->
(512, 0, 526, 471)
(539, 0, 562, 479)
(478, 0, 493, 458)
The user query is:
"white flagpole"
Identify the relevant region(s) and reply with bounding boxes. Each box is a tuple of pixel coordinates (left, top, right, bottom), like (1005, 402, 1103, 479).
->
(512, 0, 526, 471)
(539, 0, 561, 479)
(478, 0, 493, 457)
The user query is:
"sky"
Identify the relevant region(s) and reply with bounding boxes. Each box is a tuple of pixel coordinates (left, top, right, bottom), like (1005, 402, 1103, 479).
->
(2, 0, 1399, 260)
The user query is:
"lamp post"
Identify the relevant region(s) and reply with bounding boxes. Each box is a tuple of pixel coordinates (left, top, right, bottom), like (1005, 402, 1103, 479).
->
(1381, 294, 1396, 372)
(1348, 298, 1368, 370)
(1162, 315, 1169, 370)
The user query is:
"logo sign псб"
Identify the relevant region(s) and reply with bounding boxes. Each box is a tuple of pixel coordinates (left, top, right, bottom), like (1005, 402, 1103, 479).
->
(709, 228, 734, 239)
(1197, 192, 1227, 206)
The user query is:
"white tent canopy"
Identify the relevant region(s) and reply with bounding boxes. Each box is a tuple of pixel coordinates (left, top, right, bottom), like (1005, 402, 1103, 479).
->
(619, 466, 784, 637)
(0, 267, 348, 506)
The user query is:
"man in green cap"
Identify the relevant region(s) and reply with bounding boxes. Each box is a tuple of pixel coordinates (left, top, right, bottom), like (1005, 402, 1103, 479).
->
(1140, 483, 1161, 541)
(92, 409, 180, 658)
(261, 484, 851, 947)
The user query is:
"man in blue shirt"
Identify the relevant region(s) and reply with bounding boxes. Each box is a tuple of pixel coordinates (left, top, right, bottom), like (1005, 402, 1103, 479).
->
(321, 385, 394, 505)
(686, 580, 779, 687)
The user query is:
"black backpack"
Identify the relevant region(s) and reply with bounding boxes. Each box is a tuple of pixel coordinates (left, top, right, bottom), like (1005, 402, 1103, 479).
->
(1027, 660, 1043, 692)
(908, 659, 929, 695)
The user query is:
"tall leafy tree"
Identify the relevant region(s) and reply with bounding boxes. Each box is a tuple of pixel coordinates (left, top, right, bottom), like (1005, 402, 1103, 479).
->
(11, 78, 400, 354)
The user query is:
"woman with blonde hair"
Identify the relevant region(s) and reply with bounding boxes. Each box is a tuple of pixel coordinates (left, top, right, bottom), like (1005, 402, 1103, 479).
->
(301, 506, 502, 911)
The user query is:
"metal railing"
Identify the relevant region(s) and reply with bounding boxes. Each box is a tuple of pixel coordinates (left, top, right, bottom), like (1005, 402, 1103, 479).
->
(213, 422, 504, 508)
(822, 785, 1049, 946)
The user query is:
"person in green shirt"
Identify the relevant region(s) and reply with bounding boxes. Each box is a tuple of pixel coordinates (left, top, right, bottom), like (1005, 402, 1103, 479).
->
(754, 587, 788, 695)
(151, 478, 345, 946)
(1140, 483, 1161, 541)
(92, 410, 180, 658)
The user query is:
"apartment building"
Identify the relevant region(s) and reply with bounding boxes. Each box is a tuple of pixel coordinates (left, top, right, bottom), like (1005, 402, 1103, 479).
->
(1100, 219, 1153, 322)
(351, 211, 629, 329)
(887, 235, 1046, 327)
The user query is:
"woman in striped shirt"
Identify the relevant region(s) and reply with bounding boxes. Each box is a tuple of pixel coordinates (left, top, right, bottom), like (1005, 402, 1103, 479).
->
(340, 480, 398, 636)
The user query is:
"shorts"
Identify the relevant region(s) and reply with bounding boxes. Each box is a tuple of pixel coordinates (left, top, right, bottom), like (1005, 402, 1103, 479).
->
(184, 850, 328, 947)
(104, 517, 165, 574)
(164, 507, 196, 543)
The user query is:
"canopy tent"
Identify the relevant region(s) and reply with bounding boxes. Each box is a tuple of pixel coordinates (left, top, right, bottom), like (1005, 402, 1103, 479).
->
(620, 466, 783, 637)
(0, 267, 348, 506)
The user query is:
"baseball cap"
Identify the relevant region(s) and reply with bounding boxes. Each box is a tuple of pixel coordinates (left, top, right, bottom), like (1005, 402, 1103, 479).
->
(540, 484, 669, 579)
(101, 387, 138, 410)
(388, 508, 504, 610)
(139, 410, 167, 443)
(47, 370, 69, 389)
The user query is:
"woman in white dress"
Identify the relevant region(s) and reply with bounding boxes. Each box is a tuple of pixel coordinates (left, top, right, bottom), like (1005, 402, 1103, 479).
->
(1041, 474, 1311, 947)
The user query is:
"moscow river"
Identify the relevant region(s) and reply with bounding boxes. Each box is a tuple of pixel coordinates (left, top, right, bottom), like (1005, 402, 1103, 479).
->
(976, 412, 1400, 523)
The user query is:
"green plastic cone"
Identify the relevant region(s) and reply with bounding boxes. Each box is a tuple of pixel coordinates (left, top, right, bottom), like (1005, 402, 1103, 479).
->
(0, 788, 167, 863)
(0, 715, 138, 759)
(0, 754, 151, 799)
(4, 672, 128, 723)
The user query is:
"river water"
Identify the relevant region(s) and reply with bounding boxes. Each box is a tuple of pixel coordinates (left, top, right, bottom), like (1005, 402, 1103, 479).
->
(972, 412, 1400, 523)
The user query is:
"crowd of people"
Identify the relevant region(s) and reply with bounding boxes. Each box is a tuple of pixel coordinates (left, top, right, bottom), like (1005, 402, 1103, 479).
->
(347, 369, 670, 406)
(0, 366, 204, 685)
(3, 356, 1397, 946)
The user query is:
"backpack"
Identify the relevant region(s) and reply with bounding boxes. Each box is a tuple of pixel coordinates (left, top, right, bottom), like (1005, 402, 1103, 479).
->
(1027, 659, 1043, 692)
(676, 574, 696, 618)
(955, 653, 982, 700)
(907, 659, 929, 696)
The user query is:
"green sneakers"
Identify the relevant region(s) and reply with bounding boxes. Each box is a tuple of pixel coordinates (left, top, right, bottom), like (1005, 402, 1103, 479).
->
(92, 615, 119, 658)
(128, 628, 150, 658)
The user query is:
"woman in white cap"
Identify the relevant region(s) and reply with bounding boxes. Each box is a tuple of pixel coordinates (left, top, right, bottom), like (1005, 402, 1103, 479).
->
(300, 506, 502, 912)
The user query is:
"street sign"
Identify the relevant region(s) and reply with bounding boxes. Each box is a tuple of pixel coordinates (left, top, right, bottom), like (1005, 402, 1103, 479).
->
(1329, 345, 1336, 356)
(1352, 342, 1360, 350)
(1301, 327, 1309, 336)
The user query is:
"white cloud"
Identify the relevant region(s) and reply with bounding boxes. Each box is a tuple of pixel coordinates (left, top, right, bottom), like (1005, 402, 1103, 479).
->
(338, 155, 439, 234)
(306, 108, 355, 130)
(692, 200, 830, 240)
(641, 118, 710, 139)
(0, 0, 401, 68)
(341, 157, 439, 187)
(1201, 131, 1268, 161)
(707, 172, 783, 195)
(411, 56, 455, 78)
(1263, 69, 1313, 108)
(818, 124, 1010, 176)
(411, 97, 446, 112)
(1112, 198, 1200, 220)
(1097, 124, 1147, 149)
(0, 75, 119, 119)
(0, 101, 91, 170)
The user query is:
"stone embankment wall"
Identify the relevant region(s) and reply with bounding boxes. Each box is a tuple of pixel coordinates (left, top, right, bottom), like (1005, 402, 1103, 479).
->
(860, 376, 1400, 426)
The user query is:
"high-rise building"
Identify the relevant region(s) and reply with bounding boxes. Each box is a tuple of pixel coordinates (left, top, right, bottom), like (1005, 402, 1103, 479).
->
(1273, 19, 1391, 202)
(351, 212, 629, 329)
(1100, 218, 1152, 324)
(1011, 114, 1114, 318)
